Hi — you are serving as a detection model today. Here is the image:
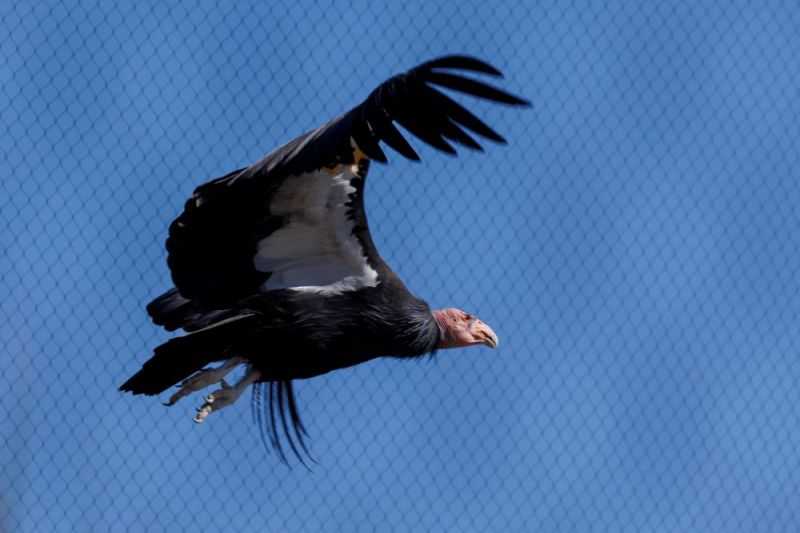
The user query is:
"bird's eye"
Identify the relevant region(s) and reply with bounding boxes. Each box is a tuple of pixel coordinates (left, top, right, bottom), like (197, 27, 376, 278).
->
(463, 313, 472, 321)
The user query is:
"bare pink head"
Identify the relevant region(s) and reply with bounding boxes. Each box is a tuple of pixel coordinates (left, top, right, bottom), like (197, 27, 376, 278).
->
(432, 308, 499, 350)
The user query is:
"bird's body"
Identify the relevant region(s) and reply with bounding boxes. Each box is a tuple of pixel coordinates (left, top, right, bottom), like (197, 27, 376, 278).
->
(120, 55, 527, 461)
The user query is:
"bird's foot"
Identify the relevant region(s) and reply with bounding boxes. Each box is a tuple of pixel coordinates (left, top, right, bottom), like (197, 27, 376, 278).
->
(193, 367, 262, 423)
(163, 357, 244, 406)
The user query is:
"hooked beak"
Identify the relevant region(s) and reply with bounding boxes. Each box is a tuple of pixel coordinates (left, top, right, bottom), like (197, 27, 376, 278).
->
(473, 320, 499, 349)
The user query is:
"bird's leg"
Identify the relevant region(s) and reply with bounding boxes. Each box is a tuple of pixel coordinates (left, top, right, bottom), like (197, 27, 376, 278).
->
(164, 356, 245, 406)
(193, 365, 262, 424)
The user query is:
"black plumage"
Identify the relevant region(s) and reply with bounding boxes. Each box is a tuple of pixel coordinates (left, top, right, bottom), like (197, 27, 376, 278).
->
(120, 55, 528, 463)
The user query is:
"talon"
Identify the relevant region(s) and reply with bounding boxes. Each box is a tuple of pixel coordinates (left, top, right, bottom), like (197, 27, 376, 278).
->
(193, 405, 212, 424)
(186, 365, 261, 423)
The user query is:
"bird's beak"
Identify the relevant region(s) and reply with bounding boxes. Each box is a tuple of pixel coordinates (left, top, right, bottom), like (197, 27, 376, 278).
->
(473, 320, 499, 349)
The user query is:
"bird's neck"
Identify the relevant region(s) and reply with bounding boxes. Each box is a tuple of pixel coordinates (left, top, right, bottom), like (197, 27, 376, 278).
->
(384, 299, 441, 358)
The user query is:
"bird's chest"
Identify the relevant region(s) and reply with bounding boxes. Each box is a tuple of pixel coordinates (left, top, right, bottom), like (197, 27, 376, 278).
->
(250, 309, 408, 380)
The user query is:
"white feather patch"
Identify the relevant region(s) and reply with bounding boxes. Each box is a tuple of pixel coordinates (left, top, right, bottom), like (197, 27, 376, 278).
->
(254, 166, 378, 294)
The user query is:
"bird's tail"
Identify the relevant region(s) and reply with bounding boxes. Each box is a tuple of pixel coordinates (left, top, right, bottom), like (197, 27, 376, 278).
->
(119, 314, 258, 396)
(146, 288, 236, 332)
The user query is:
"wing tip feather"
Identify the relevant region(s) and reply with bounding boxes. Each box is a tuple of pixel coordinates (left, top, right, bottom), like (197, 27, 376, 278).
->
(420, 54, 505, 78)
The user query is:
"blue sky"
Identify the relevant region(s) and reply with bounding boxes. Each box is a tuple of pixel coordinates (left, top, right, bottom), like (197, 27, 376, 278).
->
(3, 1, 800, 532)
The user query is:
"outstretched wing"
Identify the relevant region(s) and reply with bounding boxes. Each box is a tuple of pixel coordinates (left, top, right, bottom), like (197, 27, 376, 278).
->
(163, 55, 529, 308)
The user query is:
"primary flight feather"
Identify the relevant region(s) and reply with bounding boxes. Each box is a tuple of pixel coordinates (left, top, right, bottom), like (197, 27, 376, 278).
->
(120, 55, 529, 463)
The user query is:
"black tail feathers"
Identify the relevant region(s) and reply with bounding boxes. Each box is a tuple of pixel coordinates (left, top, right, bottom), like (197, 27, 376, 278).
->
(120, 314, 256, 396)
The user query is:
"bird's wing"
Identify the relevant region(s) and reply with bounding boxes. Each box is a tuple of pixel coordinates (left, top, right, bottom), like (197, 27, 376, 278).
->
(165, 55, 529, 307)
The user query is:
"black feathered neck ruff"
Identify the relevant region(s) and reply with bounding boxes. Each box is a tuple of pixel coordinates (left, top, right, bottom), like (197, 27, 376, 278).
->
(380, 296, 441, 358)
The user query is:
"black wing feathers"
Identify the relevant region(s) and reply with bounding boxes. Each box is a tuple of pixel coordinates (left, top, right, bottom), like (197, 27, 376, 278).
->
(424, 72, 529, 106)
(165, 168, 279, 306)
(244, 54, 529, 178)
(348, 54, 530, 162)
(419, 54, 503, 76)
(160, 55, 528, 311)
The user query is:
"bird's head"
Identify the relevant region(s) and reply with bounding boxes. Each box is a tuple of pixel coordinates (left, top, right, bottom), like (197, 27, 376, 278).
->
(432, 308, 499, 350)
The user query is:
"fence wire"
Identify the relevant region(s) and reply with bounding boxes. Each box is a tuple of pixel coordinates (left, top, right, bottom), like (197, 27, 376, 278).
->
(2, 1, 800, 532)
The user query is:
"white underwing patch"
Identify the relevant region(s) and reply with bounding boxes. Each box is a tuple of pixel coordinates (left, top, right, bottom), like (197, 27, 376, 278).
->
(254, 164, 378, 294)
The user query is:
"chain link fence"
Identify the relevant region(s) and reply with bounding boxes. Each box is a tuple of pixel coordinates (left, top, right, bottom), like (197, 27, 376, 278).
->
(3, 1, 800, 531)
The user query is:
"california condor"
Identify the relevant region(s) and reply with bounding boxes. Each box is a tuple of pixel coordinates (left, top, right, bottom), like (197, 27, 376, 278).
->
(120, 55, 528, 462)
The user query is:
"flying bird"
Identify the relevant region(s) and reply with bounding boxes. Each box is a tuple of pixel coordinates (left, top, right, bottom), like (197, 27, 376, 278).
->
(120, 55, 528, 462)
